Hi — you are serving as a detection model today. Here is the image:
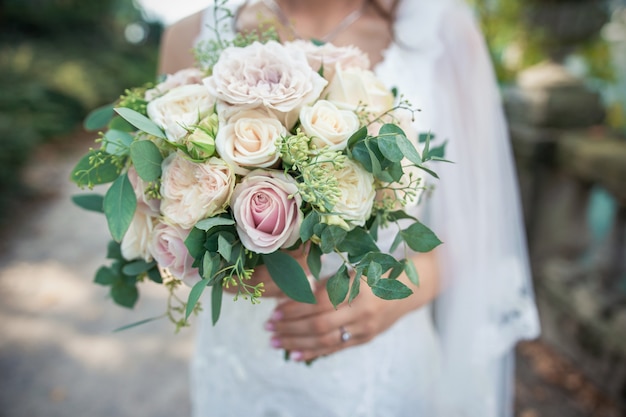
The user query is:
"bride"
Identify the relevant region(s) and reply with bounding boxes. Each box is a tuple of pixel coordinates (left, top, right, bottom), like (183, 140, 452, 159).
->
(158, 0, 541, 416)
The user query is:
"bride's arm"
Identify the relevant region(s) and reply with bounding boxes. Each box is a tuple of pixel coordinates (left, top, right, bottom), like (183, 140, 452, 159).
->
(265, 249, 440, 362)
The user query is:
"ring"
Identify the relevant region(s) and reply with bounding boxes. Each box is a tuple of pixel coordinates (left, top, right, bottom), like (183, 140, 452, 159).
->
(339, 326, 351, 343)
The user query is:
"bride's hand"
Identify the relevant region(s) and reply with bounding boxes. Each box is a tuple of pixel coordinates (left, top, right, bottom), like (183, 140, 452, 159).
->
(265, 251, 440, 362)
(223, 246, 310, 298)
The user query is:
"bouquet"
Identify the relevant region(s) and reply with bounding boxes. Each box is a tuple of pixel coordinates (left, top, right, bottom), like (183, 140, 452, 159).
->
(71, 10, 446, 330)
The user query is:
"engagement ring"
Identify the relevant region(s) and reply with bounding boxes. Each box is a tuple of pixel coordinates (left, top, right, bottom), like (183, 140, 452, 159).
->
(339, 326, 351, 343)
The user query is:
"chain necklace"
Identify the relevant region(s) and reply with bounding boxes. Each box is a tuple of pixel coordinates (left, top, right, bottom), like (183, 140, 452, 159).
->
(262, 0, 366, 43)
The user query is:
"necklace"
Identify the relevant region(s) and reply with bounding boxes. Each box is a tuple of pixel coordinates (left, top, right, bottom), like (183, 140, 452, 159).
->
(262, 0, 366, 43)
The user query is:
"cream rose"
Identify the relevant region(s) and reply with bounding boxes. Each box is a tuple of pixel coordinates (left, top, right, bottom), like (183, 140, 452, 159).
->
(147, 84, 216, 143)
(160, 153, 235, 229)
(149, 221, 200, 285)
(121, 210, 156, 262)
(324, 65, 394, 116)
(144, 68, 205, 101)
(323, 159, 375, 230)
(231, 170, 303, 254)
(215, 108, 286, 175)
(299, 100, 360, 151)
(286, 40, 370, 82)
(203, 41, 327, 114)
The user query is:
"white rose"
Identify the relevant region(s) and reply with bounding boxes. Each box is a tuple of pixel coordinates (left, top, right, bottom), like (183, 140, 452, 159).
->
(147, 84, 216, 143)
(215, 108, 286, 175)
(121, 210, 156, 262)
(204, 41, 327, 114)
(299, 100, 360, 151)
(144, 68, 205, 101)
(160, 153, 235, 229)
(285, 40, 370, 82)
(324, 65, 394, 116)
(322, 159, 375, 229)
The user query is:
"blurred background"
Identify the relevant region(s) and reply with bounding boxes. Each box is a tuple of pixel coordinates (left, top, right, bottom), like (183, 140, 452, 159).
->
(0, 0, 625, 416)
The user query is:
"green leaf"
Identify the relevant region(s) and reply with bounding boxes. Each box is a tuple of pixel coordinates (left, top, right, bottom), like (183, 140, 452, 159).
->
(387, 162, 404, 183)
(396, 135, 422, 165)
(336, 227, 378, 261)
(84, 104, 114, 131)
(103, 129, 133, 156)
(377, 133, 404, 163)
(400, 221, 442, 253)
(147, 267, 163, 284)
(347, 126, 367, 149)
(320, 225, 347, 254)
(201, 252, 217, 280)
(107, 240, 123, 260)
(416, 165, 440, 179)
(217, 234, 233, 262)
(113, 315, 164, 332)
(186, 279, 211, 319)
(70, 150, 121, 187)
(405, 259, 419, 286)
(369, 214, 381, 241)
(300, 210, 320, 242)
(195, 217, 236, 231)
(71, 193, 104, 213)
(211, 281, 223, 325)
(326, 264, 350, 308)
(426, 140, 447, 160)
(95, 266, 117, 286)
(366, 261, 382, 286)
(115, 107, 166, 139)
(371, 279, 413, 300)
(185, 227, 207, 258)
(111, 281, 139, 308)
(109, 116, 135, 132)
(263, 252, 316, 304)
(122, 260, 155, 276)
(348, 269, 362, 304)
(361, 253, 402, 273)
(419, 132, 436, 143)
(387, 210, 417, 222)
(130, 140, 163, 182)
(104, 173, 137, 242)
(307, 244, 322, 280)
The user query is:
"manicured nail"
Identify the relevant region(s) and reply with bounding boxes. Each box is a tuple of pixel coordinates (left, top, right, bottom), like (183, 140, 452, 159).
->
(270, 310, 283, 321)
(264, 321, 275, 331)
(291, 351, 304, 361)
(270, 337, 282, 348)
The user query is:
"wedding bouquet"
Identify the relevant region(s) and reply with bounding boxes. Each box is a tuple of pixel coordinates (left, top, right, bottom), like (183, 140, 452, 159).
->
(71, 15, 445, 329)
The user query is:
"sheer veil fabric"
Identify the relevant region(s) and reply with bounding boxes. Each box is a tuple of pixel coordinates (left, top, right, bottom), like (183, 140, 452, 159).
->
(191, 1, 540, 416)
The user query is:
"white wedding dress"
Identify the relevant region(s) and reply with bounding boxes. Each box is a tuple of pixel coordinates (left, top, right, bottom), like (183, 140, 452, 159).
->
(190, 1, 541, 416)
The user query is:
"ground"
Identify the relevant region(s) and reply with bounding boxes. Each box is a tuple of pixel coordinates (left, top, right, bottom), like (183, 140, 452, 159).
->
(0, 130, 622, 416)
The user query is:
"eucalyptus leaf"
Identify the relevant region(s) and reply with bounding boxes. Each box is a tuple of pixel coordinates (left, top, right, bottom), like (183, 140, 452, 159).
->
(426, 140, 447, 160)
(113, 315, 164, 332)
(326, 265, 350, 308)
(115, 107, 166, 139)
(111, 281, 139, 308)
(212, 281, 223, 325)
(396, 135, 423, 165)
(130, 140, 163, 181)
(70, 150, 121, 187)
(366, 261, 382, 286)
(195, 217, 236, 231)
(307, 244, 322, 280)
(147, 267, 163, 284)
(348, 269, 362, 304)
(377, 133, 404, 162)
(109, 116, 135, 132)
(84, 104, 114, 131)
(418, 132, 436, 143)
(185, 227, 207, 258)
(103, 173, 137, 242)
(347, 126, 367, 149)
(416, 165, 439, 179)
(361, 253, 402, 273)
(106, 240, 123, 260)
(300, 210, 320, 242)
(186, 278, 211, 319)
(263, 252, 316, 304)
(95, 266, 117, 286)
(336, 227, 378, 261)
(371, 279, 413, 300)
(122, 260, 156, 276)
(400, 221, 443, 253)
(387, 210, 417, 222)
(72, 193, 104, 213)
(320, 225, 347, 253)
(217, 234, 233, 262)
(103, 129, 133, 156)
(405, 259, 420, 286)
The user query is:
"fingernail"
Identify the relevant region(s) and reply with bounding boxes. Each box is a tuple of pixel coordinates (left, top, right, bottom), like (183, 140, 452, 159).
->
(264, 321, 275, 331)
(270, 337, 282, 348)
(291, 351, 304, 361)
(270, 310, 283, 321)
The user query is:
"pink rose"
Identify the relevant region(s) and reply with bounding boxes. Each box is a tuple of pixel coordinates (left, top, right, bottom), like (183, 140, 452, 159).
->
(203, 41, 327, 114)
(231, 170, 303, 254)
(149, 221, 200, 285)
(160, 153, 235, 229)
(285, 40, 370, 82)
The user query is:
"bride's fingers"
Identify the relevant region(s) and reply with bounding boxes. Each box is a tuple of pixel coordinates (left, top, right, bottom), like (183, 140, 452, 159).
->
(281, 323, 365, 362)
